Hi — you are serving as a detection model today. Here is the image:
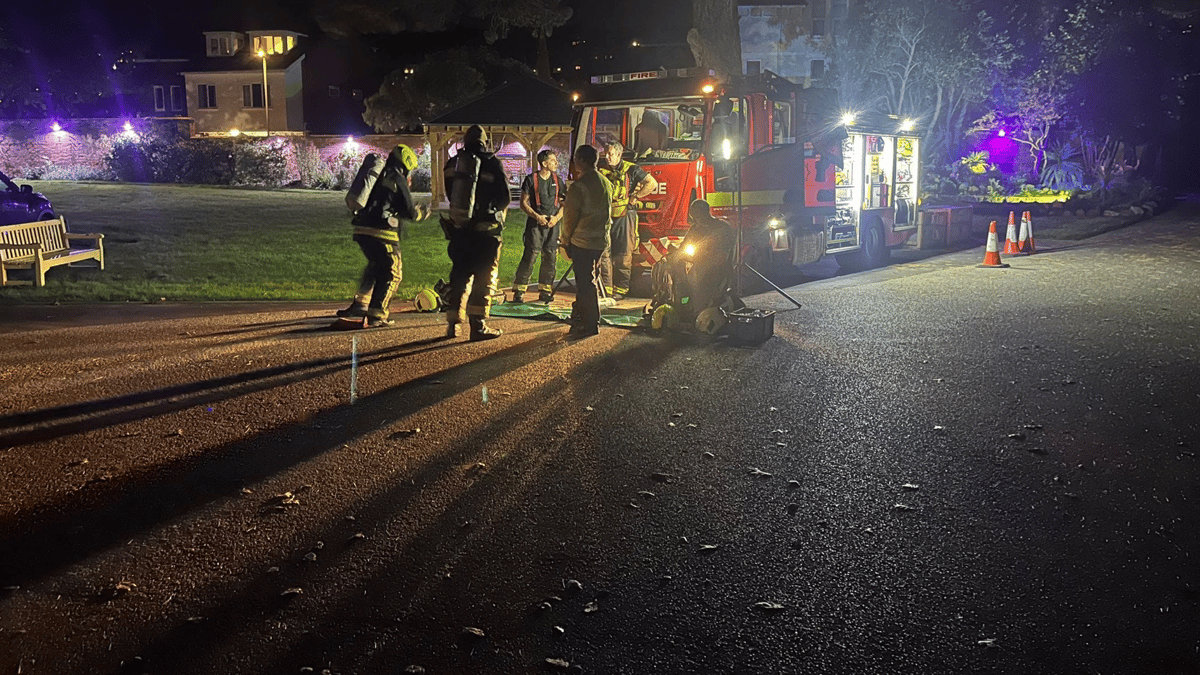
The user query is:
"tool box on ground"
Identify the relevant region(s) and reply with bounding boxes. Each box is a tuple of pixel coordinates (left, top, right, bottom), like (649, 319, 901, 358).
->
(727, 308, 775, 342)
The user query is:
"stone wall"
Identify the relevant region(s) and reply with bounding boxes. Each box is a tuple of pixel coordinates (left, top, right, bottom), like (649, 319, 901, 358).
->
(0, 117, 429, 188)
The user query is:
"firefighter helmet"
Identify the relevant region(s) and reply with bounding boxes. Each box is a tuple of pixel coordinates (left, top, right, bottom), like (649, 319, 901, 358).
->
(651, 303, 677, 331)
(695, 307, 726, 335)
(390, 144, 419, 174)
(414, 288, 441, 312)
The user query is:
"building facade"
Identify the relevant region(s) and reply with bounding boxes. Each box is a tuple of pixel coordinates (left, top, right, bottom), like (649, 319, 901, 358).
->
(738, 0, 850, 85)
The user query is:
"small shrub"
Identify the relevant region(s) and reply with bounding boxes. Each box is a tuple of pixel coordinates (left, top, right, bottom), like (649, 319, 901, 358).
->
(410, 168, 431, 193)
(231, 140, 289, 187)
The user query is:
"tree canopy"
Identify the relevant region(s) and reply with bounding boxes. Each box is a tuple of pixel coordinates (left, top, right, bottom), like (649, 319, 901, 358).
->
(363, 48, 533, 132)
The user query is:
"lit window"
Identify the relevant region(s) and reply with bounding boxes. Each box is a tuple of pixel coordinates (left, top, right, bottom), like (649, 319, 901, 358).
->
(253, 37, 261, 53)
(273, 36, 283, 54)
(286, 36, 294, 51)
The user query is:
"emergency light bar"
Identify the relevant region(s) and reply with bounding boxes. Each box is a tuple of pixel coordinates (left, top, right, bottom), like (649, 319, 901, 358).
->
(590, 67, 716, 85)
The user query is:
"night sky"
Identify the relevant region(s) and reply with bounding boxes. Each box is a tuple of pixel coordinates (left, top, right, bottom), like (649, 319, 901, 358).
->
(3, 0, 696, 72)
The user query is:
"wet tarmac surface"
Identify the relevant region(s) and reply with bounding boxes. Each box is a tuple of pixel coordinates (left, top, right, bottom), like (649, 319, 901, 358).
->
(1, 207, 1199, 674)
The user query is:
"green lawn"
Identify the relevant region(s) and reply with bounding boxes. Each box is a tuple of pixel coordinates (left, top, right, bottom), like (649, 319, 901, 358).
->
(1, 181, 570, 304)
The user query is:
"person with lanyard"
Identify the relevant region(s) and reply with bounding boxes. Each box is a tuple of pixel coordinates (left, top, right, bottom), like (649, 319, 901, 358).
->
(510, 149, 566, 303)
(599, 140, 658, 300)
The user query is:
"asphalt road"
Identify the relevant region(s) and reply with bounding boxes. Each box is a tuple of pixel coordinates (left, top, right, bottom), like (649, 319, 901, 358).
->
(1, 205, 1198, 675)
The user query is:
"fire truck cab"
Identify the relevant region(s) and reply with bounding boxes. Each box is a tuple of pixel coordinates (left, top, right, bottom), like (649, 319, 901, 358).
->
(571, 68, 922, 278)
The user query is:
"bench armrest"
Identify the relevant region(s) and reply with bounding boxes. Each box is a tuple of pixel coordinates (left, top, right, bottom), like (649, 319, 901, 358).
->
(0, 242, 44, 251)
(65, 233, 105, 245)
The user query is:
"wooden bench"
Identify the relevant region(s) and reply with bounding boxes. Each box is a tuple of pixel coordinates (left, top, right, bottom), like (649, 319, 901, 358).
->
(0, 217, 105, 287)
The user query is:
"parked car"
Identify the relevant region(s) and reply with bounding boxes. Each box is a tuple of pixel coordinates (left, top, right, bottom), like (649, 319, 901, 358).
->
(0, 169, 55, 226)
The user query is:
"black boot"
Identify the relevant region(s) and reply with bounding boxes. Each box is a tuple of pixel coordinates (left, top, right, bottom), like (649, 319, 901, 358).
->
(445, 322, 460, 339)
(337, 302, 367, 318)
(469, 318, 501, 341)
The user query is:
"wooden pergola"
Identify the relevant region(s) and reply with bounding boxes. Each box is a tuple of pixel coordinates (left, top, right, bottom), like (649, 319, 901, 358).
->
(426, 124, 571, 206)
(424, 76, 576, 206)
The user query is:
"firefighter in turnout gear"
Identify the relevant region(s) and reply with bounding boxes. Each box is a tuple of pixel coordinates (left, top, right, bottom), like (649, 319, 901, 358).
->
(442, 124, 510, 340)
(599, 141, 657, 300)
(336, 144, 424, 328)
(511, 149, 566, 303)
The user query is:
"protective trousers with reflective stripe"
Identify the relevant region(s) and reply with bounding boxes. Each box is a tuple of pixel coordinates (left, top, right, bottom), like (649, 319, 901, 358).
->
(600, 210, 638, 295)
(512, 221, 560, 294)
(446, 230, 502, 323)
(352, 233, 402, 320)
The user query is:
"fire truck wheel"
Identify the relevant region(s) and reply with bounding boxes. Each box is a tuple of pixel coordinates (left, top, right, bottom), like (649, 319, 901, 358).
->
(836, 220, 890, 271)
(861, 220, 891, 268)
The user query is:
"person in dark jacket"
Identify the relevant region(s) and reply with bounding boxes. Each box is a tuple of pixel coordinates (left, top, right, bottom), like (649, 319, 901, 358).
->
(442, 125, 509, 340)
(336, 144, 424, 328)
(511, 149, 566, 303)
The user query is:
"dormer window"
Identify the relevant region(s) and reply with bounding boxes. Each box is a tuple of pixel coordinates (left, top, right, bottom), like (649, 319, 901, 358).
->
(205, 31, 242, 57)
(252, 33, 296, 55)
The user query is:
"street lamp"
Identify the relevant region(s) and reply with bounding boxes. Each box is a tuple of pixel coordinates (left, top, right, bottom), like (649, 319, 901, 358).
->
(257, 50, 269, 137)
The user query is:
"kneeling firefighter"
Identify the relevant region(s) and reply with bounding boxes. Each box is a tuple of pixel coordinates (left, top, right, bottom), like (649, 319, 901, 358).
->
(647, 199, 737, 328)
(441, 124, 510, 340)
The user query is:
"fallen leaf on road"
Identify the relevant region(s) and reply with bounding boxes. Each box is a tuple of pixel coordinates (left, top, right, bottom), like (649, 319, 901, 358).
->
(902, 483, 920, 490)
(546, 658, 571, 670)
(583, 601, 598, 613)
(650, 472, 675, 483)
(462, 627, 485, 638)
(749, 467, 773, 477)
(698, 544, 720, 553)
(753, 601, 785, 611)
(281, 587, 302, 598)
(893, 503, 914, 511)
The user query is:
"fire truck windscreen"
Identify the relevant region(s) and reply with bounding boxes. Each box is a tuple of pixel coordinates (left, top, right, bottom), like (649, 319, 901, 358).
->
(575, 102, 706, 162)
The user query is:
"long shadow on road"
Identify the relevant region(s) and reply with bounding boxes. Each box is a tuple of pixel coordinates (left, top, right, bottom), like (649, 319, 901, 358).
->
(0, 328, 568, 587)
(86, 335, 694, 675)
(0, 333, 456, 448)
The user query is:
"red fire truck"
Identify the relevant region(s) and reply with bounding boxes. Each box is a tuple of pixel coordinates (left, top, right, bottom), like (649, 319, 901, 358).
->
(571, 68, 922, 280)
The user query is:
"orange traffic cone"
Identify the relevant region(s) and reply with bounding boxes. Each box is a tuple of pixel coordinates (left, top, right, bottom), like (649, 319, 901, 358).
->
(1002, 211, 1020, 254)
(978, 221, 1010, 268)
(1018, 210, 1036, 254)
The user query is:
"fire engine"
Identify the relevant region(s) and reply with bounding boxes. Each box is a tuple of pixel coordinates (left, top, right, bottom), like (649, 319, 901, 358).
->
(571, 67, 922, 280)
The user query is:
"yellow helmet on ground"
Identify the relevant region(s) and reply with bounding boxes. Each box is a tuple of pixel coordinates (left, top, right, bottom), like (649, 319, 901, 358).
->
(651, 304, 677, 330)
(414, 288, 440, 312)
(390, 144, 419, 174)
(695, 306, 726, 335)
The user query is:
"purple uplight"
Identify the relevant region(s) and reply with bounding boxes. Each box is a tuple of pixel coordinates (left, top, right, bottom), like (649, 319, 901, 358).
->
(998, 128, 1006, 137)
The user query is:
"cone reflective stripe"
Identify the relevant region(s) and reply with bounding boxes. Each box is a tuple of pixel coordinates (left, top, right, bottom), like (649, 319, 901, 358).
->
(1018, 210, 1036, 254)
(978, 221, 1010, 268)
(1003, 211, 1020, 254)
